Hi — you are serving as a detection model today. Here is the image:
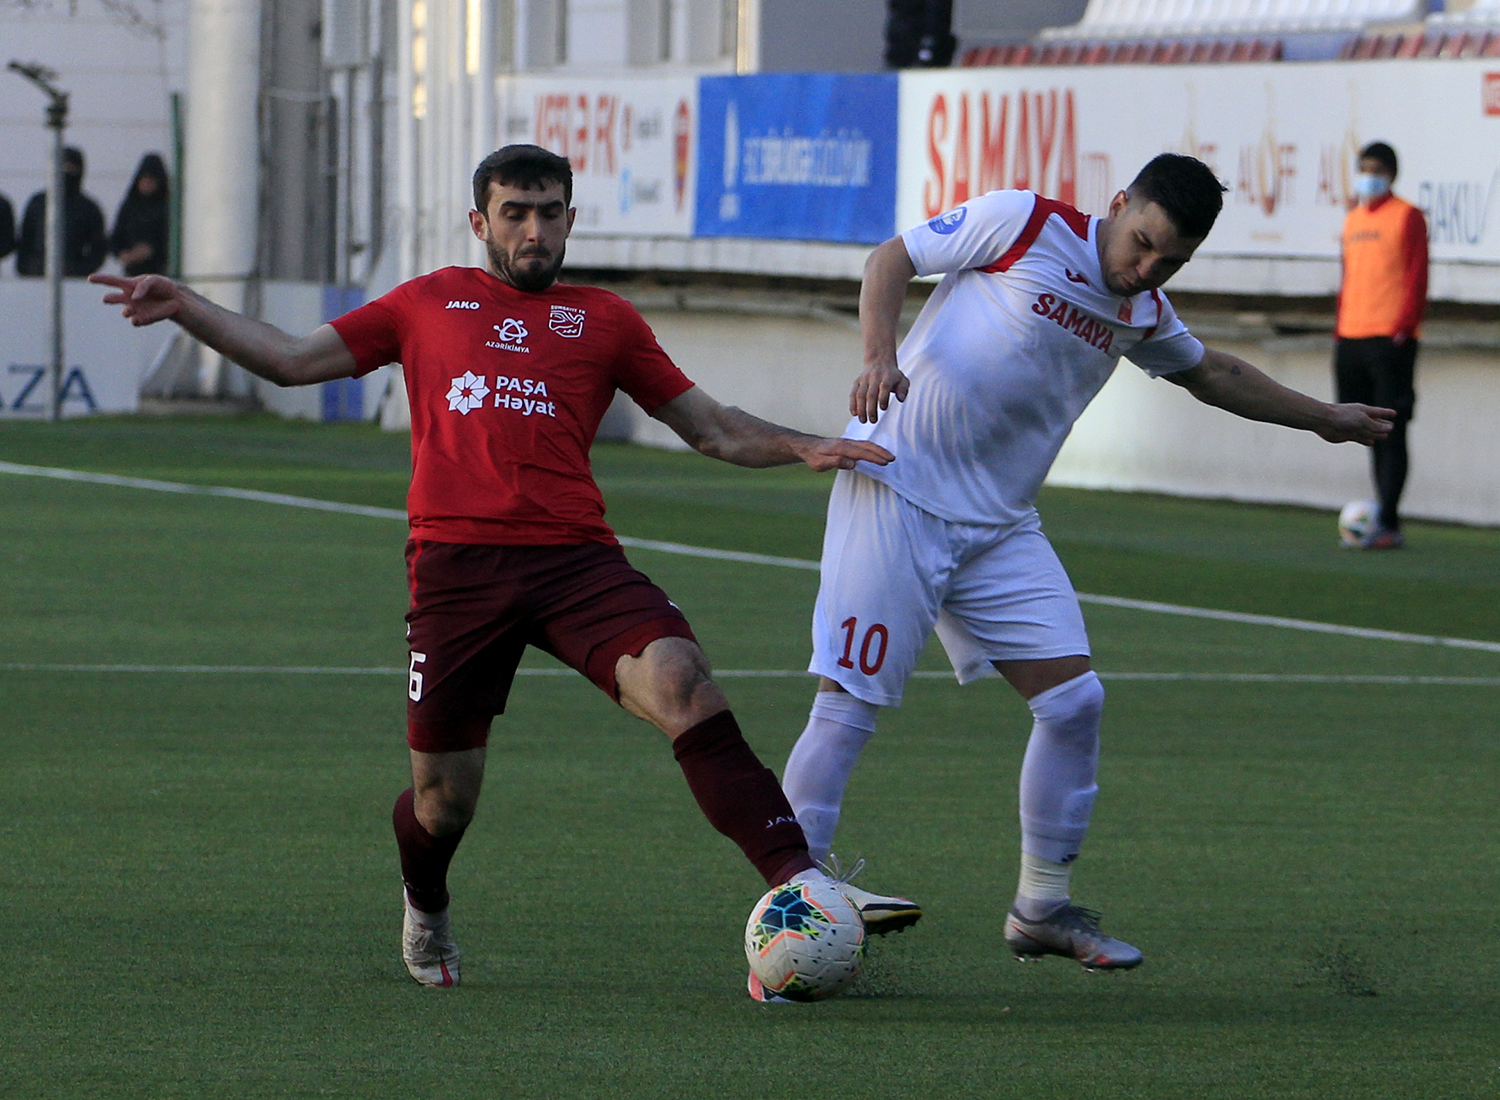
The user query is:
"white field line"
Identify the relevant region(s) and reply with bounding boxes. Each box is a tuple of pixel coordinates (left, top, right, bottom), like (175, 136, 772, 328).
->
(2, 663, 1499, 686)
(4, 458, 1500, 655)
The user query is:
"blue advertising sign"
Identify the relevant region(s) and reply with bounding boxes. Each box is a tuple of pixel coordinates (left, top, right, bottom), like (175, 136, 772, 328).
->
(696, 73, 898, 245)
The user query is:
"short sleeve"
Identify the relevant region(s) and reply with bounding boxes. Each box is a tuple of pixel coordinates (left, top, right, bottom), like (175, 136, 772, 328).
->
(611, 302, 694, 414)
(328, 286, 408, 378)
(902, 190, 1038, 277)
(1127, 291, 1205, 377)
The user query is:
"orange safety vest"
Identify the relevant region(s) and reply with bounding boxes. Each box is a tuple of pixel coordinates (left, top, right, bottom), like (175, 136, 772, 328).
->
(1336, 194, 1429, 340)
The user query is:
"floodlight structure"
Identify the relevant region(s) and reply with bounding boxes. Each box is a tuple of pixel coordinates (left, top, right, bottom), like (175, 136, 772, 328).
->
(7, 60, 69, 422)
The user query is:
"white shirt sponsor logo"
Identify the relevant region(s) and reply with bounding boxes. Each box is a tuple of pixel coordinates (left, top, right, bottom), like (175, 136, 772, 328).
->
(444, 372, 557, 419)
(446, 371, 489, 415)
(445, 300, 481, 310)
(486, 318, 532, 353)
(549, 305, 586, 338)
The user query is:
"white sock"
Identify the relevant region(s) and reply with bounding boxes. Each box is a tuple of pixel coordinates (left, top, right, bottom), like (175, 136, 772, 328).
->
(1014, 852, 1072, 920)
(1017, 670, 1103, 866)
(781, 691, 880, 864)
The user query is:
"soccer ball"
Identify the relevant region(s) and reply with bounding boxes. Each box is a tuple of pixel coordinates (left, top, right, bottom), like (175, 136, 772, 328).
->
(1338, 499, 1378, 547)
(744, 879, 866, 1001)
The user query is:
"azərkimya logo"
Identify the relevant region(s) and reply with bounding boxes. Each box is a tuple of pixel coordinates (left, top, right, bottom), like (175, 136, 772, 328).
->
(486, 317, 532, 353)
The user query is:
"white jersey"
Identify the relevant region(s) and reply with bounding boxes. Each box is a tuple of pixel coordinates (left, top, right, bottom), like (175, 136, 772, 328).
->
(847, 189, 1205, 528)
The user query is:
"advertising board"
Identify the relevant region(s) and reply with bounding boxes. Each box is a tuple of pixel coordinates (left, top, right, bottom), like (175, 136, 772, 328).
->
(695, 73, 899, 244)
(899, 60, 1500, 270)
(497, 75, 698, 237)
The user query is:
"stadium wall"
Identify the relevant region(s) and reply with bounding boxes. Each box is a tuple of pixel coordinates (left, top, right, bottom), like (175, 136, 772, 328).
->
(555, 296, 1500, 528)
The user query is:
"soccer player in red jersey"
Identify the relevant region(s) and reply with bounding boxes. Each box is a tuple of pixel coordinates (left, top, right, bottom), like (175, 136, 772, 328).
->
(92, 144, 893, 990)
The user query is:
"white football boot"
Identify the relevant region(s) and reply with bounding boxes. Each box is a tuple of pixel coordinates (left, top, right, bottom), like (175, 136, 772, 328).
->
(402, 893, 461, 987)
(823, 856, 923, 936)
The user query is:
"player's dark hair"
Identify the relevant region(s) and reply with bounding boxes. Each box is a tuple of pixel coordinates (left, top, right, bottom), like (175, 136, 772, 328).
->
(1125, 153, 1227, 240)
(1359, 141, 1398, 180)
(472, 144, 573, 212)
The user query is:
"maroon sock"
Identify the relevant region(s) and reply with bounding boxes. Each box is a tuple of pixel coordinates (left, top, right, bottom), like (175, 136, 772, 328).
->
(392, 787, 466, 914)
(672, 710, 816, 886)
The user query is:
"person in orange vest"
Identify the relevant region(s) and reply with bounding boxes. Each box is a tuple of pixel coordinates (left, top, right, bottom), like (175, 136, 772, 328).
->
(1334, 141, 1428, 549)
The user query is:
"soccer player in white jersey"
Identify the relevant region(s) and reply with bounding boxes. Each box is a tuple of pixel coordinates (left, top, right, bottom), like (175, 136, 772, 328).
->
(780, 154, 1395, 971)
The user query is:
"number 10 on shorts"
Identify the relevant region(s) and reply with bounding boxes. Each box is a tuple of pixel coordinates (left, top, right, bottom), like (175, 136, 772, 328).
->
(837, 617, 889, 675)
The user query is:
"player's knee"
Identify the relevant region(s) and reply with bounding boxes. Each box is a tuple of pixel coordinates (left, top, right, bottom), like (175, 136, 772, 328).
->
(414, 792, 475, 837)
(1028, 669, 1104, 731)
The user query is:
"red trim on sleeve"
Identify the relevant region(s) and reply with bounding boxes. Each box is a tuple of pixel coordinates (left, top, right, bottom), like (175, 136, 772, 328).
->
(977, 196, 1091, 274)
(1395, 204, 1429, 339)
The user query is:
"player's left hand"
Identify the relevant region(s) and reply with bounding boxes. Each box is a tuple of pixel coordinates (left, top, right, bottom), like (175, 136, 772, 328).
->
(1319, 402, 1395, 445)
(800, 438, 895, 472)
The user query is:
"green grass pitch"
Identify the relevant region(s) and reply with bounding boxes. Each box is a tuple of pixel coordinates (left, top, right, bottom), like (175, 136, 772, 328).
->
(2, 415, 1498, 1099)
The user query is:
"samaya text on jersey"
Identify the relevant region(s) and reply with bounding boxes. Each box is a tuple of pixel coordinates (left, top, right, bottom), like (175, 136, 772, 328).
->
(1031, 293, 1116, 353)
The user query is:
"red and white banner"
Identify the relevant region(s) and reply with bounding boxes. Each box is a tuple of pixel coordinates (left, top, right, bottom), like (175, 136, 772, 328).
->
(899, 60, 1500, 268)
(497, 76, 697, 238)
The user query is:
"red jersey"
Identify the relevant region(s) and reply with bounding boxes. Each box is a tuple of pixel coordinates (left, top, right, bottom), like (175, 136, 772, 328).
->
(330, 266, 694, 545)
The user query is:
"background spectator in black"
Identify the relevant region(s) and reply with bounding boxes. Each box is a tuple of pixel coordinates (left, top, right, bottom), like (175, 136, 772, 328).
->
(110, 153, 170, 276)
(0, 192, 16, 265)
(17, 146, 108, 277)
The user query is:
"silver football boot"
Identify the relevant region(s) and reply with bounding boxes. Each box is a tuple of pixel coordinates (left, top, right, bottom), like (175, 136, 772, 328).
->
(1004, 904, 1143, 971)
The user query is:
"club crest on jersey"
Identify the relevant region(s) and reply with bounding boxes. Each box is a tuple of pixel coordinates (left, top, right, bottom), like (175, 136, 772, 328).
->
(485, 317, 532, 353)
(1031, 293, 1116, 353)
(1117, 298, 1133, 323)
(549, 305, 586, 338)
(928, 207, 967, 234)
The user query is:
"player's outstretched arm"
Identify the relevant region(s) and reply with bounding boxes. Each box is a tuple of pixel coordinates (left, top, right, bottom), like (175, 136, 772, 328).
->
(89, 273, 357, 387)
(1165, 347, 1394, 445)
(851, 237, 916, 424)
(652, 386, 894, 471)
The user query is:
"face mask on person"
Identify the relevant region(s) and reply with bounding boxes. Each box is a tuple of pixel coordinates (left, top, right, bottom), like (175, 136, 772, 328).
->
(1353, 173, 1391, 202)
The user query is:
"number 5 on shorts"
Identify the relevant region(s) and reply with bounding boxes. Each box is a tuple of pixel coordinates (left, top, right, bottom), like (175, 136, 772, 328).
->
(837, 617, 888, 675)
(408, 651, 427, 701)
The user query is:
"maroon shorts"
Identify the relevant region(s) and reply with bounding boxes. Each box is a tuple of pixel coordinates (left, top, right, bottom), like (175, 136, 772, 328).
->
(404, 539, 697, 753)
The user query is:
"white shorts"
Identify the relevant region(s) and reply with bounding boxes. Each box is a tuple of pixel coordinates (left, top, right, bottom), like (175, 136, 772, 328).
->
(808, 470, 1090, 706)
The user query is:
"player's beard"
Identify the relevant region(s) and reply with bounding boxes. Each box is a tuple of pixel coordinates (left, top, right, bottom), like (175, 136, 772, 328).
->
(489, 241, 565, 292)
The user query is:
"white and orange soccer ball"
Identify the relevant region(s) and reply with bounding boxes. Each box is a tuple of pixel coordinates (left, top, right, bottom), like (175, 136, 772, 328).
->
(744, 879, 866, 1001)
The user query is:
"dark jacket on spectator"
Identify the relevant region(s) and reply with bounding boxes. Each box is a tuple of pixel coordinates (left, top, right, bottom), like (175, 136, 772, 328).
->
(0, 193, 15, 261)
(110, 153, 171, 277)
(16, 148, 109, 277)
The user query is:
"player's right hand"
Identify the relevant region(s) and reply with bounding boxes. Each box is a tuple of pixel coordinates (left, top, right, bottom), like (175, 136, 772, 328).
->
(851, 361, 910, 424)
(88, 273, 184, 326)
(1319, 402, 1395, 445)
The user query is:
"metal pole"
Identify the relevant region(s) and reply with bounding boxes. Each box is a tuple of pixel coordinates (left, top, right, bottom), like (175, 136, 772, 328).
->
(6, 61, 70, 422)
(46, 97, 67, 421)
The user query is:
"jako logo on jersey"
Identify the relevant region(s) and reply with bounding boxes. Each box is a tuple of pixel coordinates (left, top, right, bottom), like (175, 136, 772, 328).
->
(1064, 268, 1090, 285)
(549, 305, 586, 338)
(1117, 298, 1133, 323)
(446, 371, 490, 415)
(928, 206, 967, 234)
(1031, 293, 1116, 353)
(446, 300, 481, 310)
(485, 318, 532, 353)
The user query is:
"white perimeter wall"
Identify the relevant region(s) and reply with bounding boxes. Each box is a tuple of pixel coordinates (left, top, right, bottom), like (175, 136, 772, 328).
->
(591, 301, 1500, 527)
